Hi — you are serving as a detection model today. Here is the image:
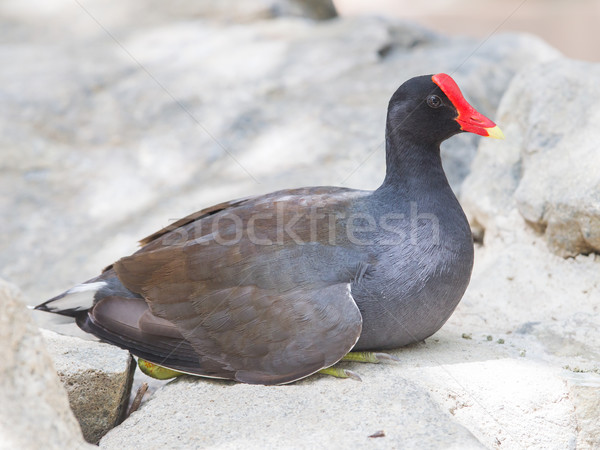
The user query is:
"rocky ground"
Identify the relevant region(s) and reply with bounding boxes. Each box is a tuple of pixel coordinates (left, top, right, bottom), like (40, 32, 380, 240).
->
(1, 1, 599, 448)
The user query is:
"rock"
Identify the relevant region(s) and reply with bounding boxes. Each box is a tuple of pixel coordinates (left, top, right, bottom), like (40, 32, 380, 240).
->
(459, 59, 600, 449)
(567, 373, 600, 448)
(0, 0, 336, 34)
(100, 327, 597, 449)
(100, 371, 483, 449)
(462, 59, 600, 257)
(137, 0, 338, 22)
(0, 279, 91, 449)
(271, 0, 338, 20)
(41, 329, 136, 444)
(401, 338, 580, 449)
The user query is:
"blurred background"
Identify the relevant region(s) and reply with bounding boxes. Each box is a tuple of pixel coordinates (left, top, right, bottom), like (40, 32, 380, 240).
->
(336, 0, 600, 61)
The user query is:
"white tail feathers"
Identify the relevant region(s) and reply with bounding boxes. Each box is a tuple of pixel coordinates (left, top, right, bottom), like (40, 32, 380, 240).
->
(39, 281, 107, 314)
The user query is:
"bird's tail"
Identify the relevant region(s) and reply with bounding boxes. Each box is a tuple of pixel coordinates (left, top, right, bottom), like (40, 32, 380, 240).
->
(34, 280, 108, 318)
(32, 269, 142, 338)
(35, 267, 143, 317)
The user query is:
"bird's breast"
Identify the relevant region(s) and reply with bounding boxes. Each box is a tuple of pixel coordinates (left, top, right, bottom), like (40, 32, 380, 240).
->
(350, 210, 474, 350)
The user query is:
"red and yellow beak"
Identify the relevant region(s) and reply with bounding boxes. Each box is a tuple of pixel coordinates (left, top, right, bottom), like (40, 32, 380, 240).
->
(432, 73, 504, 139)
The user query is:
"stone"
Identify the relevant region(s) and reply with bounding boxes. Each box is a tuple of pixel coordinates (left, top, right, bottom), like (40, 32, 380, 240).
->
(0, 279, 92, 449)
(100, 325, 597, 449)
(100, 370, 483, 449)
(567, 373, 600, 448)
(400, 335, 580, 449)
(41, 329, 136, 444)
(0, 0, 336, 34)
(272, 0, 338, 20)
(462, 59, 600, 257)
(140, 0, 338, 22)
(459, 59, 600, 448)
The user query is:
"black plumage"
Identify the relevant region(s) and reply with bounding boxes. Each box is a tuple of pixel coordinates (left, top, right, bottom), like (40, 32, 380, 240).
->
(36, 74, 503, 384)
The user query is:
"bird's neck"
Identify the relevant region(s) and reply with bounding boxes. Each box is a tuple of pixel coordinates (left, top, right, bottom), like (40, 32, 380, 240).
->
(379, 128, 449, 194)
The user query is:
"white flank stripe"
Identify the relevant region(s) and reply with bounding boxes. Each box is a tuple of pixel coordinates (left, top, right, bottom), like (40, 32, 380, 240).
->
(66, 281, 107, 295)
(46, 281, 107, 312)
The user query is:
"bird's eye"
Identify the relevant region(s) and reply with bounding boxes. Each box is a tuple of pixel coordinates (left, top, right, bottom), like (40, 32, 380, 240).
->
(427, 95, 442, 108)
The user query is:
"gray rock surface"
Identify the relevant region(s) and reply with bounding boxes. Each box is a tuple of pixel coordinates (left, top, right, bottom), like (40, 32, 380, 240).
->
(139, 0, 338, 21)
(100, 370, 483, 449)
(459, 57, 600, 448)
(0, 0, 336, 33)
(462, 59, 600, 257)
(100, 325, 595, 449)
(42, 329, 135, 444)
(0, 279, 91, 450)
(567, 374, 600, 448)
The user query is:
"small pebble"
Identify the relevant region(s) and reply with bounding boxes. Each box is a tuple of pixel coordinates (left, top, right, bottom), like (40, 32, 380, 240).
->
(486, 335, 493, 341)
(497, 338, 505, 344)
(368, 430, 385, 438)
(461, 333, 472, 340)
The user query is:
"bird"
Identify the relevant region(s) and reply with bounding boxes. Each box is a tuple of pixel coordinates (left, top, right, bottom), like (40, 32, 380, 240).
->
(36, 73, 503, 385)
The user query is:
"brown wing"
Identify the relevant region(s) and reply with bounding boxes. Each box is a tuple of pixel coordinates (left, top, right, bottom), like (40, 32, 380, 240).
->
(138, 197, 252, 246)
(79, 285, 361, 384)
(111, 187, 369, 384)
(138, 186, 359, 247)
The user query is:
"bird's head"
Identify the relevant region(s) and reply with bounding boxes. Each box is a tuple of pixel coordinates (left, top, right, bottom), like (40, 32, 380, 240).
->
(386, 73, 504, 145)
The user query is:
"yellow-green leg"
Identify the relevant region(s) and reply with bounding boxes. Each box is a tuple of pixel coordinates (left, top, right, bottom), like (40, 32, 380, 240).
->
(341, 351, 400, 364)
(318, 351, 400, 381)
(138, 358, 185, 380)
(318, 366, 362, 381)
(139, 352, 399, 382)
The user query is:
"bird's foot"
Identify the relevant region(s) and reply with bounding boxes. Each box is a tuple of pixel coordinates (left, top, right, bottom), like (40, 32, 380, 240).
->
(318, 366, 362, 381)
(138, 358, 185, 380)
(341, 351, 400, 364)
(318, 352, 399, 381)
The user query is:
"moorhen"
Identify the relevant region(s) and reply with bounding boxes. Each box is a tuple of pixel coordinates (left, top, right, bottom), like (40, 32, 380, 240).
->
(36, 73, 503, 385)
